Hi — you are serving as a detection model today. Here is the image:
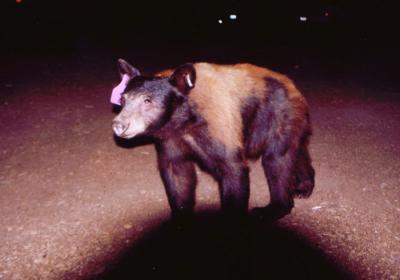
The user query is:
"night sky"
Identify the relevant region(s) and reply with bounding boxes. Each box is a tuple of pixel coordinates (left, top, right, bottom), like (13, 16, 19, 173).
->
(1, 0, 399, 53)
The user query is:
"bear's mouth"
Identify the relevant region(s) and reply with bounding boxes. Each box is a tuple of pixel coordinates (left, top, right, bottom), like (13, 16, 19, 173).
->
(122, 121, 147, 139)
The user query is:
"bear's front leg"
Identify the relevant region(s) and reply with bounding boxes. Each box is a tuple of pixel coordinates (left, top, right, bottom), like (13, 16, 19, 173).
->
(156, 140, 197, 222)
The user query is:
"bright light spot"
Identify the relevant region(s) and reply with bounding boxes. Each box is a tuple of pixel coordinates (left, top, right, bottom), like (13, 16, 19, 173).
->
(229, 14, 237, 20)
(218, 19, 223, 24)
(324, 12, 329, 17)
(16, 0, 22, 3)
(299, 16, 307, 22)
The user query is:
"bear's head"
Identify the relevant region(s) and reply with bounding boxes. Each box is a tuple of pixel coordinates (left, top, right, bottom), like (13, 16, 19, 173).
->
(112, 59, 196, 139)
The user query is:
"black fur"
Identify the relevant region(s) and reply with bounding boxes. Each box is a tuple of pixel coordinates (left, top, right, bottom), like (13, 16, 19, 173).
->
(155, 137, 197, 221)
(114, 63, 314, 222)
(293, 118, 315, 198)
(155, 102, 250, 218)
(169, 63, 197, 94)
(118, 58, 140, 78)
(243, 77, 314, 219)
(125, 76, 164, 94)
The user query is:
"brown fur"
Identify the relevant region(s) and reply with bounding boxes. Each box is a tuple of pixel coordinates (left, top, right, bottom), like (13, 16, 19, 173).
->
(185, 63, 308, 153)
(155, 69, 174, 78)
(115, 60, 314, 220)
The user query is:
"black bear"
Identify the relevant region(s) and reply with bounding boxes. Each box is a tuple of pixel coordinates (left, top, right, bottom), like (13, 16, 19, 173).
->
(112, 59, 315, 221)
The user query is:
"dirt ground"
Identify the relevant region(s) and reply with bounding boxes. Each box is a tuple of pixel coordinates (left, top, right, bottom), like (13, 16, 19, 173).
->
(0, 54, 399, 280)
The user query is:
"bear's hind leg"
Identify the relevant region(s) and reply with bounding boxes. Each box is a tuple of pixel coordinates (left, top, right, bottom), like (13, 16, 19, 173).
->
(252, 151, 296, 221)
(218, 161, 250, 217)
(294, 143, 315, 198)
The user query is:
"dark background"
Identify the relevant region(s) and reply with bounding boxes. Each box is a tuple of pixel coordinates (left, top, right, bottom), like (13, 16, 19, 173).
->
(1, 1, 399, 98)
(1, 0, 399, 58)
(1, 0, 399, 99)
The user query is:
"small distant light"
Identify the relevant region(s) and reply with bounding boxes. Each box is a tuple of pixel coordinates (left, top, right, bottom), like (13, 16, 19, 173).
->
(16, 0, 23, 3)
(218, 19, 223, 24)
(229, 14, 237, 20)
(324, 12, 329, 17)
(299, 16, 307, 22)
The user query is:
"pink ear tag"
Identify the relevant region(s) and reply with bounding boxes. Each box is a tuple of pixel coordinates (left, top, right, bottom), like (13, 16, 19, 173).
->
(110, 74, 130, 105)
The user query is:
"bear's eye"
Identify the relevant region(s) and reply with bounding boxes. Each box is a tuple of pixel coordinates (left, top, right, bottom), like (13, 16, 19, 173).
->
(144, 98, 152, 104)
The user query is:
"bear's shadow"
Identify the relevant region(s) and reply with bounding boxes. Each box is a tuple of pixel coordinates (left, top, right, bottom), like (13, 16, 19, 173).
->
(97, 212, 355, 280)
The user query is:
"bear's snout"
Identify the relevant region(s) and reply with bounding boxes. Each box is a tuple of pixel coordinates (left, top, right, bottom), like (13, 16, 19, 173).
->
(112, 120, 128, 137)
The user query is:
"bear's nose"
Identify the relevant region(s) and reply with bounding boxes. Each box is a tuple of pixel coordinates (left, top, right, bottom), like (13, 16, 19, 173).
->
(112, 121, 127, 136)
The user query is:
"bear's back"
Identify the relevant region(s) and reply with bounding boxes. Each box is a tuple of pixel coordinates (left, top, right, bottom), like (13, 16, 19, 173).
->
(188, 63, 304, 152)
(157, 62, 306, 153)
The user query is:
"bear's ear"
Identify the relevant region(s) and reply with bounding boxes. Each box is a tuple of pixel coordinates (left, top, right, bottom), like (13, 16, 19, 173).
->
(169, 63, 196, 94)
(117, 58, 141, 79)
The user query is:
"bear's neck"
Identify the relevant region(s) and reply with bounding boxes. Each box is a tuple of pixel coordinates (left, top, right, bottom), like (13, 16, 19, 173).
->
(153, 102, 205, 140)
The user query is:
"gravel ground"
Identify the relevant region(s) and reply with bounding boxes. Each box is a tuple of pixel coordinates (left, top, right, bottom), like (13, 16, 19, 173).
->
(0, 56, 399, 279)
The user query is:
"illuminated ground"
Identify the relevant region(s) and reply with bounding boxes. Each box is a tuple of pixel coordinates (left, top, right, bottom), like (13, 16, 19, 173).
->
(0, 52, 399, 279)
